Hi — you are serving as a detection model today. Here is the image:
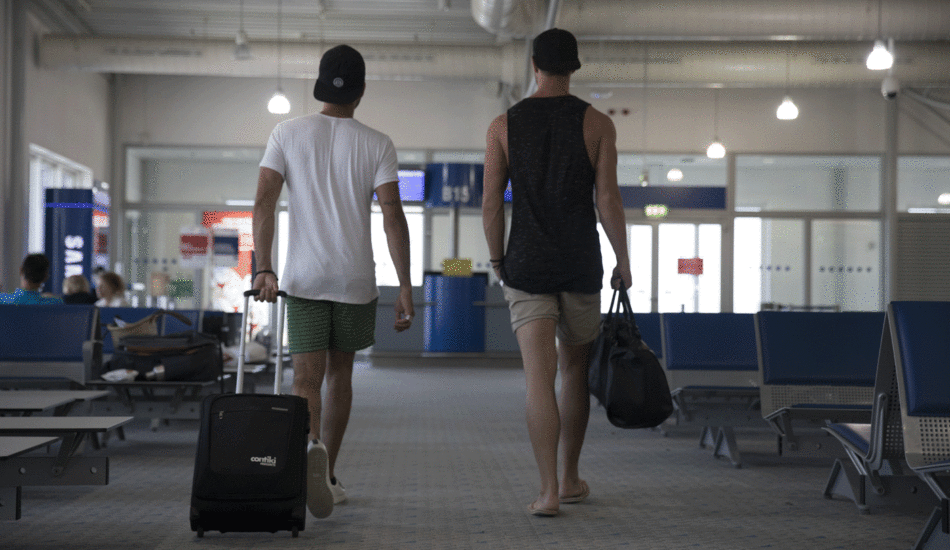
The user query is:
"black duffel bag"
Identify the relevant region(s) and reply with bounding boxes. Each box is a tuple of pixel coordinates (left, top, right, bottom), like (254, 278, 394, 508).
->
(107, 330, 223, 384)
(588, 289, 674, 429)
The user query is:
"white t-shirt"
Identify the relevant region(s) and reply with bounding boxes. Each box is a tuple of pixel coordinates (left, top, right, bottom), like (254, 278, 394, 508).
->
(260, 113, 398, 304)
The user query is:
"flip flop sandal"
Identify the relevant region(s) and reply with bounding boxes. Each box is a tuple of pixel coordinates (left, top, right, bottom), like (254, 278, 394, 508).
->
(559, 480, 590, 504)
(527, 501, 558, 517)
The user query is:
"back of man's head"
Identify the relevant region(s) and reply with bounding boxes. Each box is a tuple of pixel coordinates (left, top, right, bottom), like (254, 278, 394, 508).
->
(21, 254, 51, 285)
(313, 45, 366, 105)
(532, 28, 581, 76)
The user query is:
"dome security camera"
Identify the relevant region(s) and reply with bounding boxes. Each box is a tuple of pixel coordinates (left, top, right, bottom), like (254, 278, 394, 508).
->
(881, 75, 899, 100)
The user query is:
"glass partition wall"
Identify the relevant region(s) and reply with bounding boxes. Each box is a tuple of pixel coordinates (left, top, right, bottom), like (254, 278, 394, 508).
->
(733, 155, 883, 312)
(122, 147, 950, 316)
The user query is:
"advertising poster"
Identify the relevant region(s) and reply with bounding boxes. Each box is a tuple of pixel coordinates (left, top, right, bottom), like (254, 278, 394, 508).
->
(212, 229, 240, 268)
(44, 188, 95, 294)
(202, 212, 263, 332)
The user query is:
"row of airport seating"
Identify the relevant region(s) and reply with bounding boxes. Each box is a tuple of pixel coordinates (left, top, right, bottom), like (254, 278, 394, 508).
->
(630, 306, 949, 550)
(0, 302, 133, 519)
(0, 304, 241, 520)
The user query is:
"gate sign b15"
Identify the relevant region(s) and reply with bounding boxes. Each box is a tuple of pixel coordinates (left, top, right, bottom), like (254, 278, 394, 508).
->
(425, 163, 483, 208)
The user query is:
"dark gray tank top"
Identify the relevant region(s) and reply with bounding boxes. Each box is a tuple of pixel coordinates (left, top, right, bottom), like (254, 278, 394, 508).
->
(502, 95, 603, 295)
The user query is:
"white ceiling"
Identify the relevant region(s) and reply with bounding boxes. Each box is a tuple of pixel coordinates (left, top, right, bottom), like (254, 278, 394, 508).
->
(31, 0, 950, 43)
(27, 0, 950, 91)
(29, 0, 497, 45)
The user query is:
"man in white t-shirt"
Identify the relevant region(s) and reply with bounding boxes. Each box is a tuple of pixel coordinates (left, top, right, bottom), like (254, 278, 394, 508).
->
(252, 44, 414, 520)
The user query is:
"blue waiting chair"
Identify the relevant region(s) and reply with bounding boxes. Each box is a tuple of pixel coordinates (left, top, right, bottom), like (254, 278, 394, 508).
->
(634, 312, 662, 365)
(0, 304, 100, 386)
(660, 313, 761, 467)
(755, 311, 883, 457)
(826, 302, 950, 546)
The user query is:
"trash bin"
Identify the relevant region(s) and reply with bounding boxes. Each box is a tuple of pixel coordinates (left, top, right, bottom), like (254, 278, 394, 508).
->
(423, 272, 487, 353)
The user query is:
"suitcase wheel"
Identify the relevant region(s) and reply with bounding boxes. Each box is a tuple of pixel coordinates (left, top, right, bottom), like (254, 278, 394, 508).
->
(292, 526, 299, 538)
(196, 527, 204, 538)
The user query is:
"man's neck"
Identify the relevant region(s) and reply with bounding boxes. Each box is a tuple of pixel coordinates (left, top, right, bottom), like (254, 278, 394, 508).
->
(321, 104, 356, 118)
(531, 76, 571, 99)
(20, 278, 42, 292)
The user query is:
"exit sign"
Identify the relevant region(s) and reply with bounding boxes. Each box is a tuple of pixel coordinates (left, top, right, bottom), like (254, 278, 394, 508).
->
(678, 258, 703, 275)
(645, 204, 668, 218)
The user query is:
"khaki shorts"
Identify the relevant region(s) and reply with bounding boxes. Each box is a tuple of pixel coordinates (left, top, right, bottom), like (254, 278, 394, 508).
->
(502, 285, 601, 345)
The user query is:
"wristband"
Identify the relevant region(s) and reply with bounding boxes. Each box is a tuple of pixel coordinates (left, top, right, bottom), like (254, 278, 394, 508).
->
(255, 270, 277, 279)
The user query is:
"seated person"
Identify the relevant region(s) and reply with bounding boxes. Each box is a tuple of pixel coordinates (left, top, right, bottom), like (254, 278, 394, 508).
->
(0, 254, 64, 305)
(62, 274, 98, 304)
(95, 271, 130, 307)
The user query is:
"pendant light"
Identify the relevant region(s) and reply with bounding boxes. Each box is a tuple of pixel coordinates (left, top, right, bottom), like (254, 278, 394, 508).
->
(706, 88, 725, 159)
(640, 44, 649, 186)
(267, 0, 290, 114)
(866, 0, 893, 71)
(776, 52, 799, 120)
(234, 0, 252, 60)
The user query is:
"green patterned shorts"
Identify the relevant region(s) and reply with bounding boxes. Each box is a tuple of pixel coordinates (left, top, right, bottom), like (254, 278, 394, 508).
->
(286, 296, 378, 353)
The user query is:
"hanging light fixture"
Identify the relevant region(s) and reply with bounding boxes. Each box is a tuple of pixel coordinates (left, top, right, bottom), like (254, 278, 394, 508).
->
(267, 0, 291, 114)
(234, 0, 252, 60)
(776, 97, 799, 120)
(866, 0, 893, 71)
(640, 44, 650, 186)
(268, 89, 290, 114)
(866, 40, 893, 71)
(776, 52, 799, 120)
(706, 88, 726, 159)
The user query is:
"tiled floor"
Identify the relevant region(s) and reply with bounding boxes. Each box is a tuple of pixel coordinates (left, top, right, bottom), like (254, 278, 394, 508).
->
(3, 355, 932, 549)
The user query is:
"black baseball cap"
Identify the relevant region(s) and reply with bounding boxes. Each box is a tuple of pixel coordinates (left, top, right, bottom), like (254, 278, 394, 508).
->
(532, 28, 581, 74)
(313, 45, 366, 105)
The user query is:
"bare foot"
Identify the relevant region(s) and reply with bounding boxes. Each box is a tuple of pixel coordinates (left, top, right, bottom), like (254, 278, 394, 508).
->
(559, 479, 590, 503)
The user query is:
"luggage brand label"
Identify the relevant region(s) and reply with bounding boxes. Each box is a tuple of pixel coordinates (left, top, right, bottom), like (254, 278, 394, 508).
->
(250, 455, 277, 467)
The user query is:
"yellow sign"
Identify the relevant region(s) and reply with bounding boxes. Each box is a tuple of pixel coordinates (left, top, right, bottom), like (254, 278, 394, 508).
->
(441, 258, 473, 277)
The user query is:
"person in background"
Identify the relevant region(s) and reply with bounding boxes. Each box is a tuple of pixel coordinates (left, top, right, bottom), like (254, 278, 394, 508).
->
(482, 28, 631, 517)
(253, 44, 414, 520)
(91, 266, 106, 294)
(0, 254, 64, 305)
(95, 271, 129, 307)
(62, 274, 98, 304)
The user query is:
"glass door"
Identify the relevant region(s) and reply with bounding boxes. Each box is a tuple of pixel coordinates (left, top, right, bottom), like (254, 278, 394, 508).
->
(598, 224, 653, 313)
(658, 223, 722, 313)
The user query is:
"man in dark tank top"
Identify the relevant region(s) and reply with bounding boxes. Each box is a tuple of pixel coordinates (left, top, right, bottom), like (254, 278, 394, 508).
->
(483, 28, 632, 517)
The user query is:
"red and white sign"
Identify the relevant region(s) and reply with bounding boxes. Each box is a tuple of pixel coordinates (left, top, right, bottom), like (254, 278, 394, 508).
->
(678, 258, 704, 275)
(180, 230, 210, 269)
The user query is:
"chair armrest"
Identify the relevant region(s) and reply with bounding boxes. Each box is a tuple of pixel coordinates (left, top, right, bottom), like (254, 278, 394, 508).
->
(82, 339, 103, 386)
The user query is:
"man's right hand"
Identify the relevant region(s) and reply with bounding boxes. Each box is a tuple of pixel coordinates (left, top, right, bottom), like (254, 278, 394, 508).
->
(611, 264, 632, 290)
(252, 272, 279, 303)
(393, 286, 414, 332)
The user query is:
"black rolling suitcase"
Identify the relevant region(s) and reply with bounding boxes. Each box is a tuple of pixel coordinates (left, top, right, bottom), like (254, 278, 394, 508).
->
(190, 290, 309, 538)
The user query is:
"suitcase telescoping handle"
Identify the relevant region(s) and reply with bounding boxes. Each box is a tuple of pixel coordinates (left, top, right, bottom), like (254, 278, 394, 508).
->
(238, 289, 288, 396)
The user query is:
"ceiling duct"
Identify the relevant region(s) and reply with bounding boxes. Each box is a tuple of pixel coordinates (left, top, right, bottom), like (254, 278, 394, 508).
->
(557, 0, 950, 41)
(38, 35, 950, 89)
(471, 0, 548, 38)
(39, 36, 503, 81)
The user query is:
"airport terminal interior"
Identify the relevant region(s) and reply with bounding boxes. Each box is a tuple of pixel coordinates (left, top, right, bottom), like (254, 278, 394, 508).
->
(2, 1, 950, 548)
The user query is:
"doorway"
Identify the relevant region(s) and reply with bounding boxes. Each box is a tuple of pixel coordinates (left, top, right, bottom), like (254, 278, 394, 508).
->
(599, 221, 723, 313)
